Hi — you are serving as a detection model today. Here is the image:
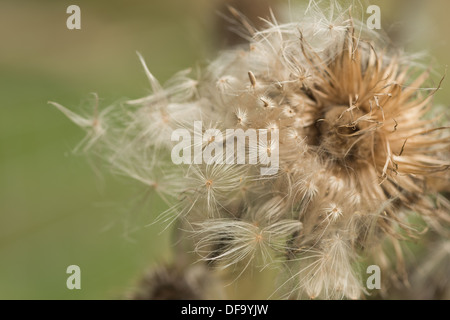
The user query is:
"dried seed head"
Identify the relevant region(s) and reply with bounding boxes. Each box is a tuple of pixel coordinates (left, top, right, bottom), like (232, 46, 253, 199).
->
(129, 263, 222, 300)
(53, 1, 449, 300)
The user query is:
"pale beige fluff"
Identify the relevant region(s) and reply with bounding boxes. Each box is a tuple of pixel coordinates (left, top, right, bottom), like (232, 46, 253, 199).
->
(51, 1, 449, 299)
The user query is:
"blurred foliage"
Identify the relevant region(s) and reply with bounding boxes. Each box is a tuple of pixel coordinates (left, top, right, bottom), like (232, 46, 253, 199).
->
(0, 0, 214, 300)
(0, 0, 448, 299)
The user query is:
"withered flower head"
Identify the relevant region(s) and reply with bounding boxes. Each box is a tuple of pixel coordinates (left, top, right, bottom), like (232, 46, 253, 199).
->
(129, 262, 222, 300)
(52, 1, 449, 299)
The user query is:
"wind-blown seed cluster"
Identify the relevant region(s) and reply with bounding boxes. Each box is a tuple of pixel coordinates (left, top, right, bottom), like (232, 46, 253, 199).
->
(52, 2, 450, 299)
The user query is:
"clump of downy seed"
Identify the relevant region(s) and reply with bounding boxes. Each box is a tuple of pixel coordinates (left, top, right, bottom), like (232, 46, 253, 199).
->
(52, 1, 449, 299)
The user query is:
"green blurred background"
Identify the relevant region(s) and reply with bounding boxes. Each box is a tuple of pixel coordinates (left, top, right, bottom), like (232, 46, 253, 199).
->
(0, 0, 449, 299)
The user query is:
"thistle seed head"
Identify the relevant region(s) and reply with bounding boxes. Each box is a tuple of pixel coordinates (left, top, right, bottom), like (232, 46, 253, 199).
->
(54, 1, 449, 299)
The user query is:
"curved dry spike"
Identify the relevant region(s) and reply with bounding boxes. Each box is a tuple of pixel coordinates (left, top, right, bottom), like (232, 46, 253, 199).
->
(136, 51, 162, 94)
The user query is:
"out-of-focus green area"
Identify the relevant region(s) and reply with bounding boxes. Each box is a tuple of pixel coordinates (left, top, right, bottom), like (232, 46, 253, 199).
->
(0, 0, 449, 299)
(0, 0, 214, 299)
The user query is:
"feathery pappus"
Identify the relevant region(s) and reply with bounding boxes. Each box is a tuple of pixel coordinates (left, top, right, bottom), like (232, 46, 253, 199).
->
(51, 0, 449, 299)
